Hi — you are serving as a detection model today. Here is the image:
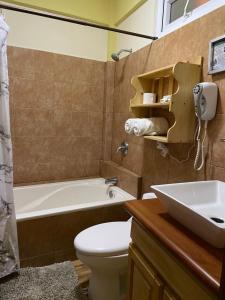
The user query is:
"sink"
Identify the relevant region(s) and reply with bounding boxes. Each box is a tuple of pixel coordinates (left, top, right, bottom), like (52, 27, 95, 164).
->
(151, 180, 225, 248)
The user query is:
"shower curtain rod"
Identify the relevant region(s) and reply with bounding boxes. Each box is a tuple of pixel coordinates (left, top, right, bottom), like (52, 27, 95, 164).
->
(0, 3, 158, 40)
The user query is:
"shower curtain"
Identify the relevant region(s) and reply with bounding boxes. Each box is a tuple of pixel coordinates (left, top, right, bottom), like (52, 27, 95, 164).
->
(0, 15, 19, 278)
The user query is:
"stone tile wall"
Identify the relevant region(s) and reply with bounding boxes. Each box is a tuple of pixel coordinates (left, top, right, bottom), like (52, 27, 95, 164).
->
(9, 5, 225, 193)
(18, 204, 129, 267)
(110, 6, 225, 193)
(8, 47, 105, 184)
(9, 5, 225, 267)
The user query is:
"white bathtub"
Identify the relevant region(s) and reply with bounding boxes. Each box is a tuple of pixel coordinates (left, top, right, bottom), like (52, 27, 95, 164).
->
(14, 178, 135, 222)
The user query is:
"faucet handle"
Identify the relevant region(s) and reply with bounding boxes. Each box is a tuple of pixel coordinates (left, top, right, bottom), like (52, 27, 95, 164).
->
(116, 141, 128, 155)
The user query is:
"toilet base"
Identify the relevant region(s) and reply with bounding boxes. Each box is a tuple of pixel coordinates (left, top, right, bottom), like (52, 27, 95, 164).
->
(89, 270, 127, 300)
(77, 251, 128, 300)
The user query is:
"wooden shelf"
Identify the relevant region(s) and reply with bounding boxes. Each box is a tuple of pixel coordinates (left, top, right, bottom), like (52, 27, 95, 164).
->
(130, 102, 170, 109)
(144, 135, 168, 143)
(136, 64, 174, 80)
(130, 57, 202, 143)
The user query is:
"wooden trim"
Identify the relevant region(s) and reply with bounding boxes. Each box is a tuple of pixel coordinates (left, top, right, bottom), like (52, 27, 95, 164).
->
(219, 253, 225, 300)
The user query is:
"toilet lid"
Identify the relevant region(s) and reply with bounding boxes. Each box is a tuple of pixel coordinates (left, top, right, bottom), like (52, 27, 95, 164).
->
(74, 222, 131, 257)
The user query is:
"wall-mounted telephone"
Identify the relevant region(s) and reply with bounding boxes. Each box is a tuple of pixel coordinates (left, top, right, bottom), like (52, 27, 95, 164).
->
(193, 82, 218, 170)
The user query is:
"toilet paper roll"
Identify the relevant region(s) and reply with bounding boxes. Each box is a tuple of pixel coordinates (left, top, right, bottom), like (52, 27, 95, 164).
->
(143, 93, 156, 104)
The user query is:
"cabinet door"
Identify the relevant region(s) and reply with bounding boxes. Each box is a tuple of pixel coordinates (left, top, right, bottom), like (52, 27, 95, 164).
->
(163, 288, 180, 300)
(128, 245, 163, 300)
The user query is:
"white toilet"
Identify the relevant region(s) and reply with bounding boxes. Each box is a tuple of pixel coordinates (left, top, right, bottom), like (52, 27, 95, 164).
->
(74, 192, 156, 300)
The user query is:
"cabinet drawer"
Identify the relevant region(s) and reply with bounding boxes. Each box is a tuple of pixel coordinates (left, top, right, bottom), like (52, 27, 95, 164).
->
(131, 220, 217, 300)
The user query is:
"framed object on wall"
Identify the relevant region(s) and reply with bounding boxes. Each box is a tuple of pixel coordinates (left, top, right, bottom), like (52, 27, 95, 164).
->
(208, 34, 225, 75)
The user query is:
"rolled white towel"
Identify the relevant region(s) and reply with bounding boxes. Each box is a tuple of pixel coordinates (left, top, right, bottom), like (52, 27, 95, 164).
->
(133, 118, 169, 136)
(125, 118, 139, 135)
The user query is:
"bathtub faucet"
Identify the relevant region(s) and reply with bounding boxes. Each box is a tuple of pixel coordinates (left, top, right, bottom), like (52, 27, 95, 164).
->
(105, 177, 118, 186)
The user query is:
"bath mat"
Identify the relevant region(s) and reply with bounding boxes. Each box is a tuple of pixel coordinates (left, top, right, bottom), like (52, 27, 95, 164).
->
(0, 261, 87, 300)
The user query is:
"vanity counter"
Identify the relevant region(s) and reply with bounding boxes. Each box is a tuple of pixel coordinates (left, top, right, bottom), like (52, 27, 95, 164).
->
(124, 199, 223, 295)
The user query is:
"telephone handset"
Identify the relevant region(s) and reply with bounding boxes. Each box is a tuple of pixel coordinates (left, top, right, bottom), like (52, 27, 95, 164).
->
(193, 82, 218, 170)
(193, 82, 217, 120)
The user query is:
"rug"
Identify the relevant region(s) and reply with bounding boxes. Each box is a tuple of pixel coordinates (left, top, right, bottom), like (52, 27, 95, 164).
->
(0, 261, 87, 300)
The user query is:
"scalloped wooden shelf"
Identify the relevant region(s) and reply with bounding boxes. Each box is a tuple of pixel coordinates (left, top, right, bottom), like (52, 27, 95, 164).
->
(130, 102, 170, 109)
(130, 57, 202, 143)
(144, 136, 168, 142)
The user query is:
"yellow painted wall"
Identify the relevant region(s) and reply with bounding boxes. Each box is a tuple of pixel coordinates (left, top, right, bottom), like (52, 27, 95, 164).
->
(2, 0, 148, 26)
(2, 0, 111, 25)
(2, 0, 157, 61)
(116, 0, 157, 54)
(5, 9, 108, 61)
(112, 0, 148, 26)
(108, 0, 157, 60)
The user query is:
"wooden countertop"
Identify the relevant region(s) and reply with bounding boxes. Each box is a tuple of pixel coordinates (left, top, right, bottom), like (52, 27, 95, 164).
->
(124, 199, 224, 295)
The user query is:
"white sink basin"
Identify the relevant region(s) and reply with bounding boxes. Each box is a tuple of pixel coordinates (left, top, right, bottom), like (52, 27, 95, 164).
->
(151, 180, 225, 248)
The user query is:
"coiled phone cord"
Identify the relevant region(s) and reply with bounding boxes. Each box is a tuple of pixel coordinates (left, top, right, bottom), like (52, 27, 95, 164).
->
(194, 119, 208, 171)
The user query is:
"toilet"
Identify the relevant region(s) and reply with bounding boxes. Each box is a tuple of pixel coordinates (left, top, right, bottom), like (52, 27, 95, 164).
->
(74, 192, 156, 300)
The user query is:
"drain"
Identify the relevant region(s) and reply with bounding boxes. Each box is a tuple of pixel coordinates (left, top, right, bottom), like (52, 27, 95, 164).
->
(210, 217, 225, 224)
(108, 190, 115, 199)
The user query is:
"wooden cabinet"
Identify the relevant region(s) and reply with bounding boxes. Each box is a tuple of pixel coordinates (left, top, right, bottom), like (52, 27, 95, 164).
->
(128, 246, 163, 300)
(127, 220, 217, 300)
(130, 58, 202, 143)
(163, 288, 180, 300)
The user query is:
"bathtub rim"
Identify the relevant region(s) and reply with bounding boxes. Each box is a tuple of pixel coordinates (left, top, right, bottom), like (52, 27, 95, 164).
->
(14, 178, 135, 222)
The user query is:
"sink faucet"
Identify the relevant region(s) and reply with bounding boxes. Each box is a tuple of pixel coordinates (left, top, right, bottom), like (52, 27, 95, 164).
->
(105, 177, 118, 186)
(116, 141, 128, 155)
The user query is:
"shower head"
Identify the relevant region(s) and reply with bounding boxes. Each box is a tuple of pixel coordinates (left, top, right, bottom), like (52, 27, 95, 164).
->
(111, 48, 132, 61)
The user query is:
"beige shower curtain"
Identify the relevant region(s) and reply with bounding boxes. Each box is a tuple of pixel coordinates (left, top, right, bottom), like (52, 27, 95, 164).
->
(0, 15, 19, 279)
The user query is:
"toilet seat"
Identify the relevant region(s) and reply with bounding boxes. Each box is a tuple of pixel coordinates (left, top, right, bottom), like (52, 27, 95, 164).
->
(74, 221, 131, 257)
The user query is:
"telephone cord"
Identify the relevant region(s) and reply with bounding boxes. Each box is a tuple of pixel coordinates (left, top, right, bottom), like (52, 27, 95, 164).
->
(194, 120, 208, 171)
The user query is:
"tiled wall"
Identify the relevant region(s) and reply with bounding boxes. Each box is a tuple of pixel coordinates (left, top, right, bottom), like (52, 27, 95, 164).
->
(18, 204, 129, 267)
(7, 4, 225, 269)
(8, 47, 105, 184)
(110, 6, 225, 193)
(8, 5, 225, 193)
(100, 160, 142, 198)
(111, 45, 150, 177)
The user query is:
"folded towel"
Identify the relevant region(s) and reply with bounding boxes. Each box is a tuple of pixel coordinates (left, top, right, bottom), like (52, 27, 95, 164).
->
(133, 118, 169, 136)
(125, 118, 139, 135)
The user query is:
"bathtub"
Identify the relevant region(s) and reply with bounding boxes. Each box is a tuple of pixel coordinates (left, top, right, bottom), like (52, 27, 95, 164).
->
(14, 178, 135, 221)
(15, 178, 135, 267)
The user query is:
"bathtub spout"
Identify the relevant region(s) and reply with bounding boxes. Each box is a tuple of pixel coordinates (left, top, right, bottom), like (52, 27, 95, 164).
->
(105, 177, 118, 186)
